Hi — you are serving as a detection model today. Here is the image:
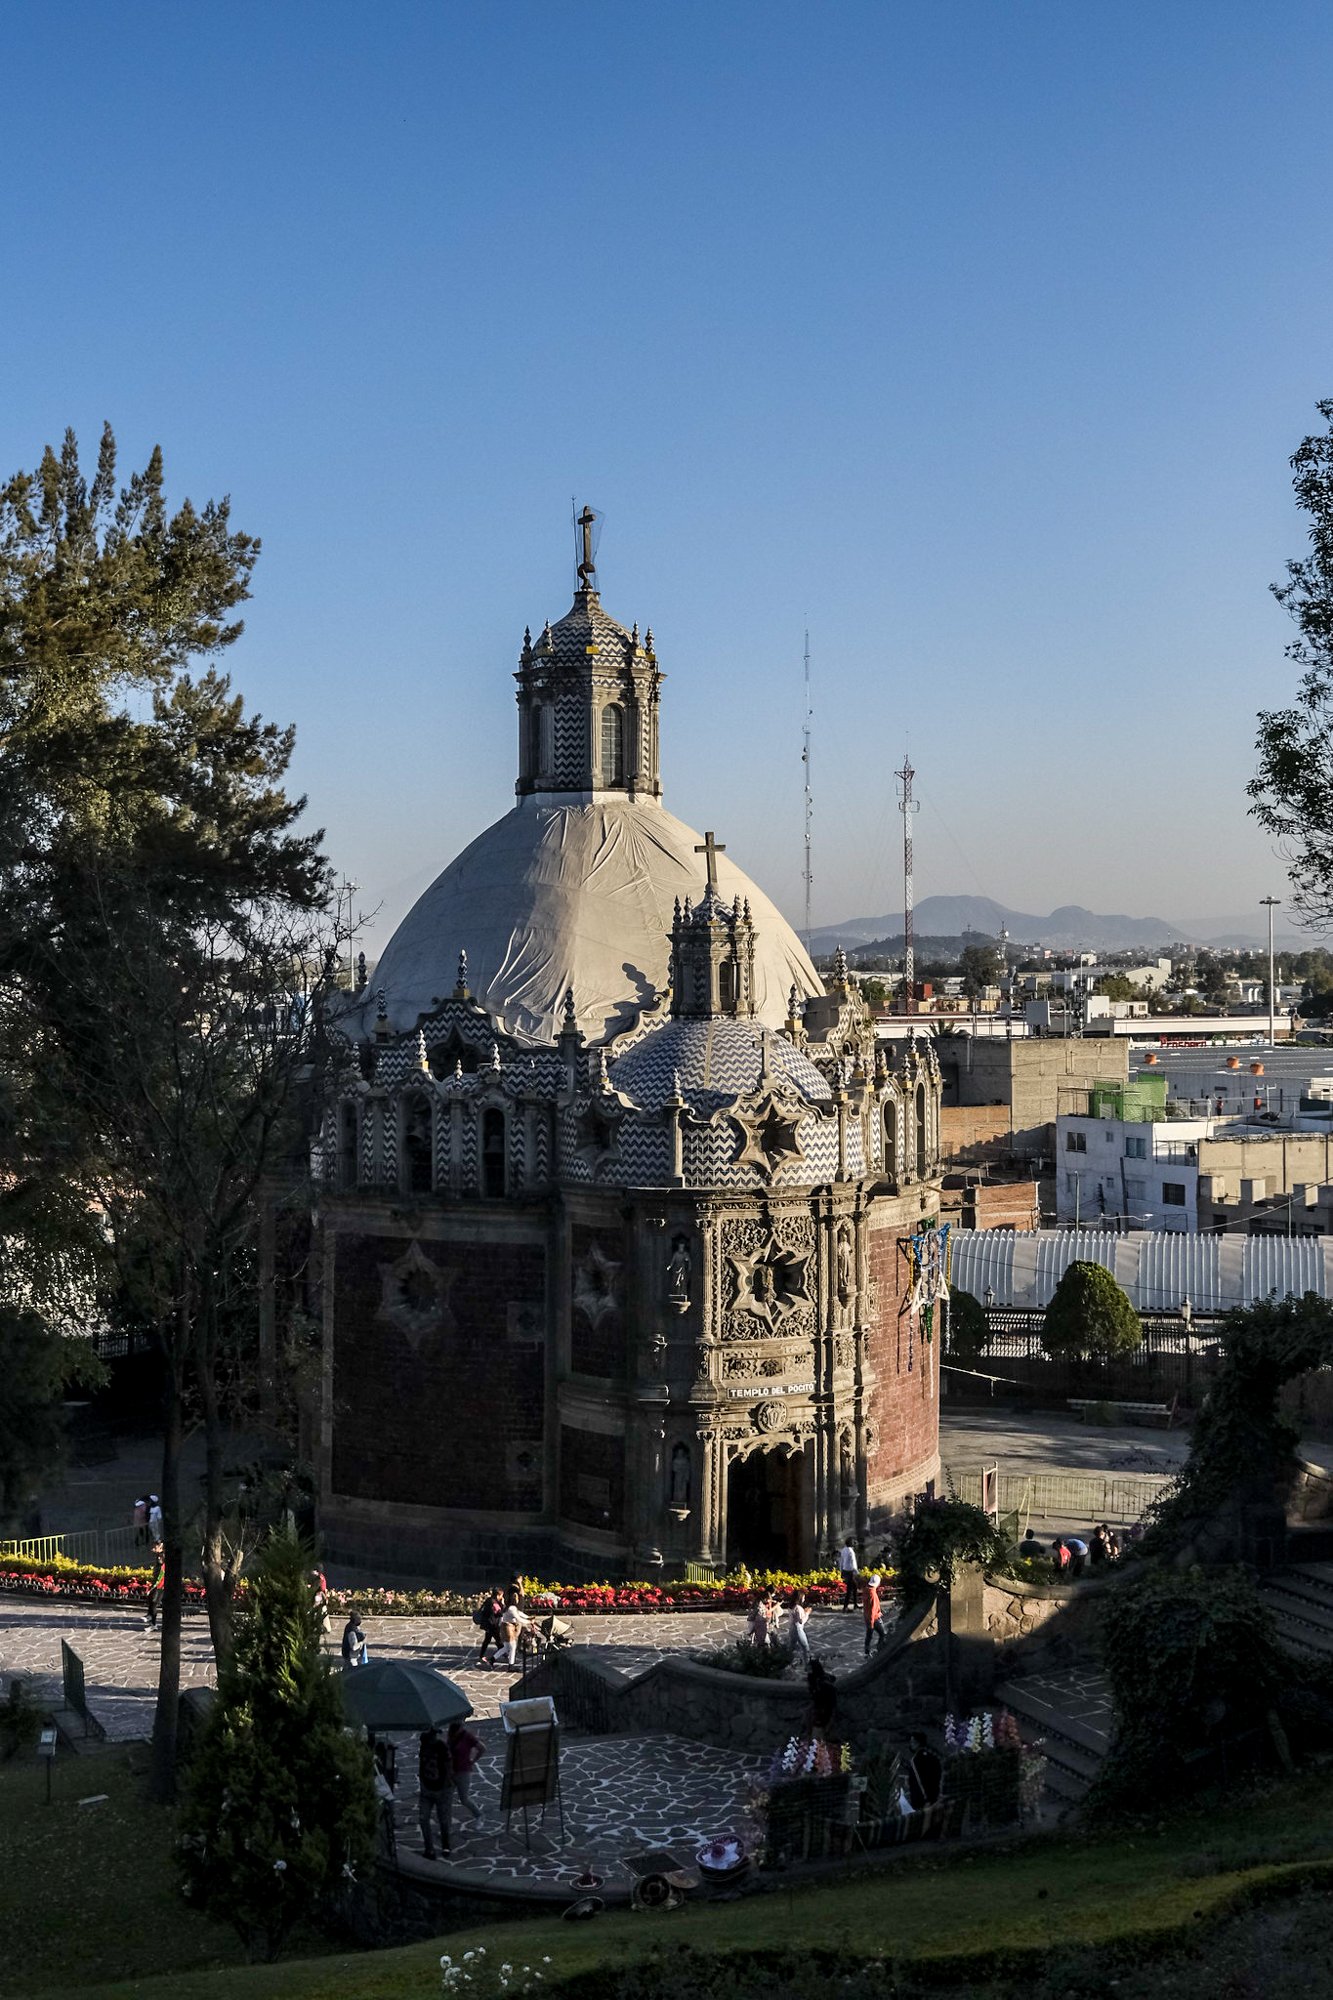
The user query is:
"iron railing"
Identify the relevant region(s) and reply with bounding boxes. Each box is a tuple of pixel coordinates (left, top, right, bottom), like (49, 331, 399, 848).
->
(0, 1525, 142, 1568)
(944, 1466, 1170, 1526)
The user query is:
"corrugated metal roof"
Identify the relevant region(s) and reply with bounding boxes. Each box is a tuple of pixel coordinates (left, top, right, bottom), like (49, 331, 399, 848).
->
(950, 1228, 1333, 1314)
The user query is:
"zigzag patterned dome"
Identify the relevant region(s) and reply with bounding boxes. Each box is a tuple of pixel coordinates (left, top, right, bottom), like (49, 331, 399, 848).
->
(608, 1018, 832, 1115)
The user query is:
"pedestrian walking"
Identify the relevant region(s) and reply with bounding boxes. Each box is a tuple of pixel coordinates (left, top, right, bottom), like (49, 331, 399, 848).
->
(837, 1537, 859, 1611)
(493, 1596, 531, 1668)
(446, 1719, 486, 1822)
(862, 1572, 888, 1656)
(341, 1612, 368, 1668)
(132, 1495, 150, 1546)
(310, 1568, 332, 1646)
(147, 1495, 163, 1543)
(473, 1587, 504, 1666)
(747, 1593, 772, 1649)
(787, 1590, 812, 1664)
(143, 1541, 165, 1631)
(417, 1724, 452, 1858)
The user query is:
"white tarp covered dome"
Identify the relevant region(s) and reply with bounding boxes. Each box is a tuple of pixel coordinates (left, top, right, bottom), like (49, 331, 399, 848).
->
(363, 796, 823, 1047)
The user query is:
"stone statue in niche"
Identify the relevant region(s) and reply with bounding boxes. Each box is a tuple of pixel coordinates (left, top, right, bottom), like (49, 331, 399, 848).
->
(669, 1443, 692, 1507)
(667, 1235, 692, 1313)
(836, 1227, 855, 1323)
(840, 1433, 855, 1512)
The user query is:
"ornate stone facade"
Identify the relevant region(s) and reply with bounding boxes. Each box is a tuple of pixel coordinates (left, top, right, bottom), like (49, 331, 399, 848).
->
(316, 539, 942, 1580)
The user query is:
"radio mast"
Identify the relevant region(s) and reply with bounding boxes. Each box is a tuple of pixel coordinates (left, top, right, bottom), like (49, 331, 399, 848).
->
(896, 753, 918, 1013)
(802, 629, 813, 949)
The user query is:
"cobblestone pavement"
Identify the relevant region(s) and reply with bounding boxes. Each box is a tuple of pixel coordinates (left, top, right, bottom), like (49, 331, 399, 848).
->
(0, 1598, 872, 1742)
(0, 1598, 873, 1891)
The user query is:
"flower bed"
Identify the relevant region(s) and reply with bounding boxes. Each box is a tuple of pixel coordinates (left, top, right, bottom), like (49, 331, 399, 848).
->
(0, 1553, 849, 1618)
(0, 1553, 208, 1608)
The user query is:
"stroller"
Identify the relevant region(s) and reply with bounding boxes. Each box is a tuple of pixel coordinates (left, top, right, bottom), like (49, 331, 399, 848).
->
(519, 1612, 575, 1666)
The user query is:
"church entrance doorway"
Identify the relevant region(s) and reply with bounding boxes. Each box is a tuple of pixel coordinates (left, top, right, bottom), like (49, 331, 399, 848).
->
(725, 1445, 811, 1570)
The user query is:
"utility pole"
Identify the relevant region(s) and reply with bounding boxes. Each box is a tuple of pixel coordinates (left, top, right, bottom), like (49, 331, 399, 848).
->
(802, 630, 813, 951)
(1261, 896, 1281, 1048)
(896, 754, 917, 1014)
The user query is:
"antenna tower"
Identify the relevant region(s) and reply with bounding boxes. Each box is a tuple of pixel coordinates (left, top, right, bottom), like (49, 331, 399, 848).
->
(896, 754, 918, 1013)
(801, 629, 813, 948)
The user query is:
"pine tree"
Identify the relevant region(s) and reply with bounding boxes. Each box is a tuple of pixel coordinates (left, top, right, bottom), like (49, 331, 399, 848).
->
(178, 1531, 377, 1961)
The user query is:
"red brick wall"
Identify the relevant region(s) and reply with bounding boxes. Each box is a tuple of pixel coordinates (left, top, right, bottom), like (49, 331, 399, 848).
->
(864, 1217, 940, 1493)
(331, 1230, 545, 1511)
(570, 1222, 627, 1378)
(558, 1425, 626, 1532)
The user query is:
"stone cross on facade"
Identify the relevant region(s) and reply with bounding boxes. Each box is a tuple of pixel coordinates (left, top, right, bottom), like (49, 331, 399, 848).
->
(694, 831, 726, 892)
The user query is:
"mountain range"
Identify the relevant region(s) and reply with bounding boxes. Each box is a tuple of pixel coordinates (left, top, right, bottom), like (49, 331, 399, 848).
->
(807, 895, 1319, 955)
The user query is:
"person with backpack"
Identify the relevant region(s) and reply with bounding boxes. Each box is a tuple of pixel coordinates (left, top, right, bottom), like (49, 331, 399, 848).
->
(473, 1587, 504, 1667)
(418, 1724, 452, 1857)
(341, 1612, 368, 1669)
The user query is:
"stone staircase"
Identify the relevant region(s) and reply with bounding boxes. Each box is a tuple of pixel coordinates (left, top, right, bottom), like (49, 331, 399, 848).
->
(993, 1667, 1112, 1813)
(1259, 1560, 1333, 1660)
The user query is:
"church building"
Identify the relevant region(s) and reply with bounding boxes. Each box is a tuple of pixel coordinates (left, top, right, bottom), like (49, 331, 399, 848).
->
(316, 518, 944, 1581)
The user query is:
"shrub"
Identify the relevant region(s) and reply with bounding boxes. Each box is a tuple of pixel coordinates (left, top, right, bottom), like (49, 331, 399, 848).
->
(894, 1497, 1008, 1595)
(1042, 1260, 1142, 1360)
(690, 1641, 795, 1678)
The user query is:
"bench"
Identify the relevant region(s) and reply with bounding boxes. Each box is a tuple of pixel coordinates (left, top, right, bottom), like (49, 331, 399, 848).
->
(1067, 1396, 1178, 1429)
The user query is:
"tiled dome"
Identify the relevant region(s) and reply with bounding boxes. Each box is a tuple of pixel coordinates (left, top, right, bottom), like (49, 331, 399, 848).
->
(609, 1017, 832, 1116)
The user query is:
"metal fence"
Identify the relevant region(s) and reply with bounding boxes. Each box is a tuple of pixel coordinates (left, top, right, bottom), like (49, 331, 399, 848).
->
(0, 1526, 142, 1568)
(944, 1465, 1171, 1527)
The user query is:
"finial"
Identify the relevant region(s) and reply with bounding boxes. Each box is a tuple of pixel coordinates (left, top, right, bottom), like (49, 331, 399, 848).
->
(671, 1068, 683, 1100)
(596, 1046, 609, 1086)
(694, 831, 726, 893)
(355, 951, 367, 991)
(644, 627, 654, 652)
(523, 624, 532, 646)
(454, 1058, 463, 1080)
(562, 986, 577, 1031)
(683, 896, 692, 921)
(454, 948, 469, 998)
(673, 895, 681, 923)
(788, 982, 799, 1018)
(631, 621, 639, 644)
(416, 1029, 430, 1071)
(490, 1041, 502, 1071)
(375, 986, 387, 1020)
(733, 894, 741, 919)
(743, 897, 751, 921)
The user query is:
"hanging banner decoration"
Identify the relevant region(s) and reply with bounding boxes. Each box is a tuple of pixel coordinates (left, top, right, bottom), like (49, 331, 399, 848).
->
(899, 1221, 952, 1352)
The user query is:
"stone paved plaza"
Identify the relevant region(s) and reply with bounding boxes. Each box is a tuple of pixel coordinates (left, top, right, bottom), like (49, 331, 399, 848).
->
(0, 1597, 873, 1893)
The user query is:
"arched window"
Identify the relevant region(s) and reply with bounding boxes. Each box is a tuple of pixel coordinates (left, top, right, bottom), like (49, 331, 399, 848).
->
(338, 1101, 358, 1191)
(482, 1108, 506, 1198)
(403, 1094, 433, 1194)
(600, 703, 625, 787)
(915, 1082, 928, 1180)
(718, 958, 736, 1012)
(883, 1100, 898, 1181)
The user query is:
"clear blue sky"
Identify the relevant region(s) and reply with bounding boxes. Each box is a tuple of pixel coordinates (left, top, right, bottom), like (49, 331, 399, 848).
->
(3, 3, 1332, 946)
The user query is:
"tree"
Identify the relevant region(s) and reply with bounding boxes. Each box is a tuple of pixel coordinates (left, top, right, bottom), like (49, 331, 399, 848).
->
(946, 1284, 987, 1369)
(0, 428, 333, 1798)
(1096, 973, 1137, 1003)
(179, 1530, 377, 1961)
(1042, 1261, 1142, 1361)
(1251, 400, 1333, 925)
(958, 940, 998, 1000)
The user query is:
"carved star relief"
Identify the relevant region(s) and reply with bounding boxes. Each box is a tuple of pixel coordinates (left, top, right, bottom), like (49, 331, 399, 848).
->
(728, 1236, 812, 1329)
(572, 1238, 623, 1332)
(377, 1240, 456, 1353)
(731, 1091, 804, 1176)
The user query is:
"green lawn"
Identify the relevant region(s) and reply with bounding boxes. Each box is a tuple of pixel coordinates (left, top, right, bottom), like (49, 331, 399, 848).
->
(11, 1761, 1330, 2000)
(0, 1746, 320, 1997)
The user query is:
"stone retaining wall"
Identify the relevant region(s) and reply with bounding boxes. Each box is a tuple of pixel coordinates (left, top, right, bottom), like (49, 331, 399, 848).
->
(526, 1597, 943, 1756)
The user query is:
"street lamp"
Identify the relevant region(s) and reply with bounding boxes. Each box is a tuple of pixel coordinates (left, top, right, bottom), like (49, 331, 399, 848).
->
(1260, 896, 1281, 1048)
